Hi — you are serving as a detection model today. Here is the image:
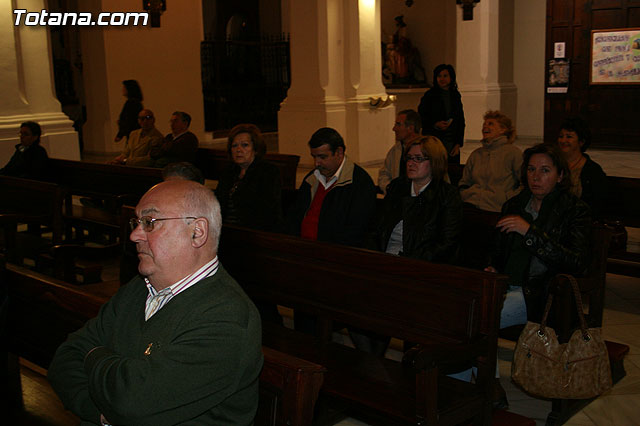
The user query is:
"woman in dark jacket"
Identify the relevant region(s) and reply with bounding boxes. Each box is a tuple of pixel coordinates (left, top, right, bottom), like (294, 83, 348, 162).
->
(115, 80, 143, 142)
(0, 121, 48, 179)
(486, 143, 591, 326)
(354, 135, 463, 355)
(215, 123, 283, 232)
(418, 64, 465, 164)
(372, 135, 463, 263)
(556, 116, 607, 219)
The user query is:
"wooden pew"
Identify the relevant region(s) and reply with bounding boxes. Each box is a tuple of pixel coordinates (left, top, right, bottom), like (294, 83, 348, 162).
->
(219, 225, 508, 426)
(0, 176, 64, 263)
(45, 159, 163, 242)
(602, 175, 640, 277)
(3, 262, 323, 426)
(194, 148, 300, 190)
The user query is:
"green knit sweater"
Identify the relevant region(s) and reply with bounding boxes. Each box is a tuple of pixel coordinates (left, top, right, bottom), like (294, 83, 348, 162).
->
(48, 266, 263, 426)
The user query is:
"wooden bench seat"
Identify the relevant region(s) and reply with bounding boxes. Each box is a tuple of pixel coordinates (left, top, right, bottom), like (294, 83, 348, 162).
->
(0, 176, 64, 264)
(219, 225, 508, 426)
(45, 159, 163, 242)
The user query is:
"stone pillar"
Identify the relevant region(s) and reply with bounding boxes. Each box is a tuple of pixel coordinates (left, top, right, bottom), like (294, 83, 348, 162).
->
(456, 0, 517, 140)
(0, 0, 79, 164)
(278, 0, 396, 166)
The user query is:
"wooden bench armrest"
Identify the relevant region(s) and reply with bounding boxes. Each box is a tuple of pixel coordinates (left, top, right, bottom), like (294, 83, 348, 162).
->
(0, 213, 50, 224)
(402, 342, 479, 371)
(49, 243, 121, 259)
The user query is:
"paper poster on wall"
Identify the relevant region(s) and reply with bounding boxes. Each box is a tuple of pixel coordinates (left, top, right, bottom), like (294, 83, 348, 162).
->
(591, 28, 640, 84)
(547, 59, 570, 93)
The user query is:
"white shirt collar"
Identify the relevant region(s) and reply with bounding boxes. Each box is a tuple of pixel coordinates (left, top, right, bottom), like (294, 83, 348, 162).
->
(411, 179, 431, 197)
(314, 156, 346, 189)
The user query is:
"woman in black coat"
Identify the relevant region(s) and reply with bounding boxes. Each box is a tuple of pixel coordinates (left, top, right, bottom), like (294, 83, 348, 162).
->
(486, 143, 591, 326)
(372, 135, 463, 263)
(354, 136, 463, 356)
(215, 123, 283, 232)
(418, 64, 465, 164)
(556, 116, 607, 219)
(115, 80, 143, 142)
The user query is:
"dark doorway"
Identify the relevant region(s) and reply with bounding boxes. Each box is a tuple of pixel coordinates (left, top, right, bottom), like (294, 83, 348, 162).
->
(201, 0, 289, 134)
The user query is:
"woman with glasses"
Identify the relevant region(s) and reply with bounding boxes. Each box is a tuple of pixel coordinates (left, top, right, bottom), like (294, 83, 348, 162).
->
(354, 136, 462, 356)
(458, 110, 522, 212)
(371, 135, 463, 263)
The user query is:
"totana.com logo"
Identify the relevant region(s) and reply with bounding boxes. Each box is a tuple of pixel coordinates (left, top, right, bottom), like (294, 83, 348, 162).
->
(13, 9, 149, 26)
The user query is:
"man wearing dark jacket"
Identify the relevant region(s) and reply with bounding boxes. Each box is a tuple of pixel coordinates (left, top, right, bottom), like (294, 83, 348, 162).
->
(286, 127, 376, 337)
(286, 127, 376, 247)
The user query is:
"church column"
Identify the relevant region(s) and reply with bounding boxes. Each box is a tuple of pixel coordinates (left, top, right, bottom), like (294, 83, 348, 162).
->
(278, 0, 395, 165)
(0, 0, 79, 164)
(455, 0, 517, 140)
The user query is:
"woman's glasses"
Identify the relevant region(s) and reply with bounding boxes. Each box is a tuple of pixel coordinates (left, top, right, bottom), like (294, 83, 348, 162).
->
(405, 155, 430, 163)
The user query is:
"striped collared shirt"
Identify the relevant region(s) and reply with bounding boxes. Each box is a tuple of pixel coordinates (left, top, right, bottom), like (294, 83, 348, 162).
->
(144, 257, 219, 321)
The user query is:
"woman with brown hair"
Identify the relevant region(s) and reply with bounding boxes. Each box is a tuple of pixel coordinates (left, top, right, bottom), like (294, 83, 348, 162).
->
(486, 143, 591, 326)
(215, 124, 283, 232)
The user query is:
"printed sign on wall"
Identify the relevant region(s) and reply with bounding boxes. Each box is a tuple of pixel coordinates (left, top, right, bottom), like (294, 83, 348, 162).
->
(591, 28, 640, 84)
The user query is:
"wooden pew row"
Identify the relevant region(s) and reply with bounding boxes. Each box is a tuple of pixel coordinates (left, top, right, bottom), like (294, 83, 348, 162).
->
(194, 148, 300, 190)
(2, 262, 323, 426)
(449, 163, 640, 277)
(219, 225, 508, 426)
(0, 176, 64, 264)
(46, 159, 164, 242)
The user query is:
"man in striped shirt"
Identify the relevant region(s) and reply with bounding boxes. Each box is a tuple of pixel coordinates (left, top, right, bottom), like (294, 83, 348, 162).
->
(49, 180, 263, 426)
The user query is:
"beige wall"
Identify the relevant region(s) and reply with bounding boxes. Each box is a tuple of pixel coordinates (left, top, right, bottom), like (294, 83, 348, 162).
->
(81, 0, 205, 154)
(513, 0, 545, 140)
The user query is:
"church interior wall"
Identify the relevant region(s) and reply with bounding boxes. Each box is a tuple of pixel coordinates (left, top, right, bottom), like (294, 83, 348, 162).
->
(513, 0, 545, 141)
(81, 0, 205, 155)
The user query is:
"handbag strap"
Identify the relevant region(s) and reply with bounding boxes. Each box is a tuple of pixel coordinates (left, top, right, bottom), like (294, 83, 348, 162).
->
(538, 274, 590, 340)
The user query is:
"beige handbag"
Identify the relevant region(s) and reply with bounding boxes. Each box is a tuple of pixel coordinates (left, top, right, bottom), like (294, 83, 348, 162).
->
(511, 274, 612, 399)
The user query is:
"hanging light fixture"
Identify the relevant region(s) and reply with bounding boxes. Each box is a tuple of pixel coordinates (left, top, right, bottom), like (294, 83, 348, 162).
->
(142, 0, 166, 27)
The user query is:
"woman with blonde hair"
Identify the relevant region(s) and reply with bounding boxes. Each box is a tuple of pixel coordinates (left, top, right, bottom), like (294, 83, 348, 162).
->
(459, 110, 522, 212)
(355, 136, 462, 355)
(371, 135, 462, 263)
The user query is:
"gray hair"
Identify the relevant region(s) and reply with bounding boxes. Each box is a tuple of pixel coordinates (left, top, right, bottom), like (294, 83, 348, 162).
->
(183, 184, 221, 250)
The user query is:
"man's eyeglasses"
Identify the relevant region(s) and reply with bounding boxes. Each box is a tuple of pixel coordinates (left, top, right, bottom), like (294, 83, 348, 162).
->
(130, 216, 197, 232)
(405, 155, 430, 163)
(138, 115, 154, 120)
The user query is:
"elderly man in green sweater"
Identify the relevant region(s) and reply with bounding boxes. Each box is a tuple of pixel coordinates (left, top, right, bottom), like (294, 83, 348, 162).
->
(48, 180, 263, 426)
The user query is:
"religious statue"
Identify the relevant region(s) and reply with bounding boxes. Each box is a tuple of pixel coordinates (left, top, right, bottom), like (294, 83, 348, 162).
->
(382, 16, 426, 85)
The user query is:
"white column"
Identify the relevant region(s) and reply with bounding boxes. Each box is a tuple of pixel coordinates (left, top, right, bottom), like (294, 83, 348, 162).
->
(0, 0, 79, 164)
(456, 0, 517, 141)
(278, 0, 395, 166)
